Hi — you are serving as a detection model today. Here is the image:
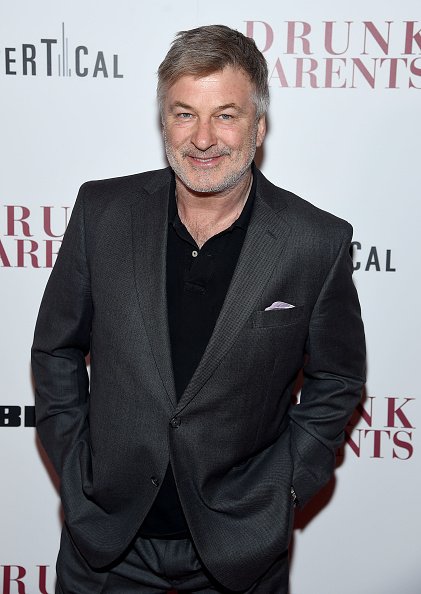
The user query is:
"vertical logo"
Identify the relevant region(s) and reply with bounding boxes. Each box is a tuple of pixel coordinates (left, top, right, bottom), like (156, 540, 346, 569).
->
(2, 22, 124, 78)
(352, 242, 396, 272)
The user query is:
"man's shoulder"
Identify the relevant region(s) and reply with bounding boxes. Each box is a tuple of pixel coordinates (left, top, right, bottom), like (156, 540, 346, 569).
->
(78, 167, 172, 203)
(256, 168, 353, 240)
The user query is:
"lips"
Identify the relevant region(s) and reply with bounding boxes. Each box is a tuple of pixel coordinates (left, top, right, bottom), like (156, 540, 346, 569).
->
(187, 155, 223, 167)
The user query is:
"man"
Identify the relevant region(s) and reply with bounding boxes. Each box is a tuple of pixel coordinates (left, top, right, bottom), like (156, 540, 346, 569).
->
(32, 24, 366, 594)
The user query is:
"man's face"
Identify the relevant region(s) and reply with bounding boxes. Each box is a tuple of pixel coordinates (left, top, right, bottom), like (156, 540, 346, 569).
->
(162, 66, 266, 194)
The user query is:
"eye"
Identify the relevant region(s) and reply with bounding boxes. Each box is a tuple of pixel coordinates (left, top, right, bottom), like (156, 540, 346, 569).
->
(176, 112, 193, 119)
(218, 113, 233, 120)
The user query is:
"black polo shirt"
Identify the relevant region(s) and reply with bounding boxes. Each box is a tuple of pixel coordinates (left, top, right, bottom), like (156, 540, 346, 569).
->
(139, 168, 256, 538)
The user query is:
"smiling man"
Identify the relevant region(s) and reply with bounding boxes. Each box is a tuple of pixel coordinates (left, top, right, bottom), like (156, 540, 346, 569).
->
(162, 64, 266, 248)
(163, 67, 264, 192)
(32, 25, 366, 594)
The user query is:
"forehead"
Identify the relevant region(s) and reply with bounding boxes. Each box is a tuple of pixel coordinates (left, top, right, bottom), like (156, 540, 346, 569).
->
(165, 66, 255, 109)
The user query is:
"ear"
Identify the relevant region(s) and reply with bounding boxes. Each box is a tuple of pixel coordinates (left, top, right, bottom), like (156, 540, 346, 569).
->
(256, 115, 266, 148)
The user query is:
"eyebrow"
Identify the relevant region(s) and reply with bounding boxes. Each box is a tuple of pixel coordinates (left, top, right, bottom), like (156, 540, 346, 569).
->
(170, 101, 245, 114)
(214, 103, 244, 112)
(171, 101, 194, 111)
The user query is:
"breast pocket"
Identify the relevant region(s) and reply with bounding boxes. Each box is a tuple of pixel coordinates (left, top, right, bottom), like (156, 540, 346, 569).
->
(252, 305, 304, 328)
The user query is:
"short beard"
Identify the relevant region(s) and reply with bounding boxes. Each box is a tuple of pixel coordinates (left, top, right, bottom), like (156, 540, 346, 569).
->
(163, 126, 257, 194)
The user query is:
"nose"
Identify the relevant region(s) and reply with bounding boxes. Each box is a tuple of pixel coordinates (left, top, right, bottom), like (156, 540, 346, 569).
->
(190, 118, 217, 152)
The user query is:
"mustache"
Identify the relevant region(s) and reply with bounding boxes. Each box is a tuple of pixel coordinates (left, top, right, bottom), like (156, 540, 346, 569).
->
(181, 148, 231, 159)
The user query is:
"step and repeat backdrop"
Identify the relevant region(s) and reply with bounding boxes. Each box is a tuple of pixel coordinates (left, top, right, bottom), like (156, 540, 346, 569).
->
(1, 1, 419, 593)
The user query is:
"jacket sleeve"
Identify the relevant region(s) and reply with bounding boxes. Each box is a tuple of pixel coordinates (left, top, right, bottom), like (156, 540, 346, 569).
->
(31, 183, 93, 478)
(289, 225, 366, 507)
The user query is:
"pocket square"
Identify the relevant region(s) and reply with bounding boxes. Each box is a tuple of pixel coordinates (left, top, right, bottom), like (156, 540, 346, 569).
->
(265, 301, 295, 311)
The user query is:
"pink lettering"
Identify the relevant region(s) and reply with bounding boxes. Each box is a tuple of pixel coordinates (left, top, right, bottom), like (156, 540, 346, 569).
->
(362, 21, 392, 55)
(245, 21, 274, 53)
(324, 21, 352, 55)
(386, 397, 415, 428)
(286, 21, 312, 55)
(404, 21, 421, 54)
(2, 565, 26, 594)
(6, 206, 33, 237)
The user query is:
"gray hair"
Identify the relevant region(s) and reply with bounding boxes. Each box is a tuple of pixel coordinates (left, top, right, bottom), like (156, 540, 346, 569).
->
(157, 25, 269, 118)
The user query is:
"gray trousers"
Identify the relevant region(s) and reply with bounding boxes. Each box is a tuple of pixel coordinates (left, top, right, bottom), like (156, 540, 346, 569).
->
(56, 524, 289, 594)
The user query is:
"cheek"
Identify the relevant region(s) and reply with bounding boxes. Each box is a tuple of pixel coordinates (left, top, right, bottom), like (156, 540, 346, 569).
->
(228, 124, 256, 150)
(218, 129, 247, 151)
(164, 125, 189, 148)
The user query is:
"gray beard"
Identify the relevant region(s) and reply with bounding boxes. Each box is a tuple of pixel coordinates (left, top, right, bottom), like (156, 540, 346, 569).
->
(163, 128, 257, 194)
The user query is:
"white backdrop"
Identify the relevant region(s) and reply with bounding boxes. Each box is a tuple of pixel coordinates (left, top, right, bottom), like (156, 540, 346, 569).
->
(1, 1, 419, 593)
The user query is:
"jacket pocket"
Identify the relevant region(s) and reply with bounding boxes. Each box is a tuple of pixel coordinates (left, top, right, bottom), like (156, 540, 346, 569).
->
(252, 305, 304, 328)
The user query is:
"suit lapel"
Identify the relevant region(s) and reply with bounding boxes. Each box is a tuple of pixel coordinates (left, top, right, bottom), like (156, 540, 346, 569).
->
(131, 180, 177, 408)
(175, 185, 291, 413)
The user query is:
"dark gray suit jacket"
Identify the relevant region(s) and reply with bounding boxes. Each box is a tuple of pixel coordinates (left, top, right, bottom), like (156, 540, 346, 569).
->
(31, 166, 365, 590)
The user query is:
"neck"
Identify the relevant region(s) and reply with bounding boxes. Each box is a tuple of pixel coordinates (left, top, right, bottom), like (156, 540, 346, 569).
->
(175, 170, 253, 248)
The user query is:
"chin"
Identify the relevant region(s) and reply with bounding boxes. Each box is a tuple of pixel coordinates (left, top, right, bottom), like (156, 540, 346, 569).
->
(184, 182, 221, 194)
(186, 179, 231, 194)
(177, 171, 224, 194)
(181, 167, 250, 194)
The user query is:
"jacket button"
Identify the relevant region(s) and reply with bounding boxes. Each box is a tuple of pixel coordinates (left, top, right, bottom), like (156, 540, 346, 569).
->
(151, 476, 160, 487)
(170, 416, 181, 428)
